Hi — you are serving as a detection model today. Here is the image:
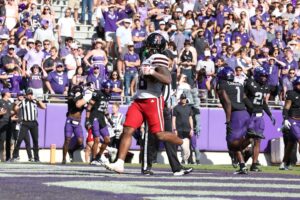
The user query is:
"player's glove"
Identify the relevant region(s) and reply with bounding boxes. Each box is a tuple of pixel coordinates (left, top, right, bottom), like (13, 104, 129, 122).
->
(85, 120, 92, 130)
(83, 89, 93, 103)
(225, 121, 232, 136)
(270, 116, 276, 126)
(283, 119, 291, 129)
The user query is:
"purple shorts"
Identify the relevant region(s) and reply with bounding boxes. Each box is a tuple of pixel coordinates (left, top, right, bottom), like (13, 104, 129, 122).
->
(92, 118, 109, 138)
(289, 119, 300, 141)
(64, 117, 83, 139)
(227, 110, 250, 143)
(248, 113, 265, 135)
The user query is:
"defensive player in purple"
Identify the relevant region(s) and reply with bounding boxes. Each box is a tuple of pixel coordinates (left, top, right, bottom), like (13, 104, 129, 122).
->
(280, 76, 300, 170)
(244, 67, 276, 172)
(62, 85, 93, 164)
(217, 66, 253, 174)
(85, 80, 113, 165)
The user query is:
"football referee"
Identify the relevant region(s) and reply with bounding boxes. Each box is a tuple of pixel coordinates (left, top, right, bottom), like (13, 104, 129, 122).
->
(12, 89, 46, 162)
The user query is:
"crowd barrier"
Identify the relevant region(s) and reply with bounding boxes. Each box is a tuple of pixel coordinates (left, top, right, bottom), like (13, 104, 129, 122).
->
(21, 104, 284, 153)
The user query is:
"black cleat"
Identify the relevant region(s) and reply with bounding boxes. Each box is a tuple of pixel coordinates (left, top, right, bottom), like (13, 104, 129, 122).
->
(234, 167, 248, 175)
(182, 167, 193, 174)
(250, 164, 262, 172)
(142, 169, 154, 176)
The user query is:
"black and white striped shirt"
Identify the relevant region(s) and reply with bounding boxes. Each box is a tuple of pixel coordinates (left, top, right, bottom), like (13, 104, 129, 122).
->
(18, 99, 38, 121)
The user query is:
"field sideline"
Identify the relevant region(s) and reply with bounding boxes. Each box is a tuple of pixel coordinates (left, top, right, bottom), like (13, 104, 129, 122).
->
(0, 163, 300, 200)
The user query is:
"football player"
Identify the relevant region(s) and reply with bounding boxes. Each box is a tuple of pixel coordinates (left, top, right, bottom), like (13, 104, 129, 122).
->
(217, 66, 253, 174)
(280, 76, 300, 170)
(62, 85, 92, 164)
(85, 80, 113, 165)
(105, 33, 184, 174)
(244, 67, 276, 172)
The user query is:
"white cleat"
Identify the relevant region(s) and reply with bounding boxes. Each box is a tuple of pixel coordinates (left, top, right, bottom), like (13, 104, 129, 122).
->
(104, 162, 124, 174)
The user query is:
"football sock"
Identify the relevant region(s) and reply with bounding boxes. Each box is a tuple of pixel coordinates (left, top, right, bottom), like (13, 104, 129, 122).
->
(239, 163, 245, 169)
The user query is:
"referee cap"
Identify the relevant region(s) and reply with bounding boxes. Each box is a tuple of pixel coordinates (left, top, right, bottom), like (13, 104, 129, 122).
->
(26, 88, 33, 95)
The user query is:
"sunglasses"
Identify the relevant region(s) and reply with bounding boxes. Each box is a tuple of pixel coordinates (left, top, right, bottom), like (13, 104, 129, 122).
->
(94, 67, 100, 70)
(289, 72, 295, 74)
(44, 43, 50, 46)
(44, 8, 50, 10)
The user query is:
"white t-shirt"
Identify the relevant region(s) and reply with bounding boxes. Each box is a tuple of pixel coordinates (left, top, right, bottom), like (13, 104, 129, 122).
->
(64, 54, 81, 79)
(116, 26, 132, 47)
(58, 17, 75, 37)
(196, 59, 215, 75)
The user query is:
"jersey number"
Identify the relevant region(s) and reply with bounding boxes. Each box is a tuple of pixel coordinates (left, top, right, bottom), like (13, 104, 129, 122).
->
(138, 78, 147, 90)
(235, 87, 241, 103)
(253, 92, 263, 105)
(98, 101, 107, 112)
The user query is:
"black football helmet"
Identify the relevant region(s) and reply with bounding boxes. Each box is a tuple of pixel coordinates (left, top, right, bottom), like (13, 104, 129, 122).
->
(145, 32, 167, 55)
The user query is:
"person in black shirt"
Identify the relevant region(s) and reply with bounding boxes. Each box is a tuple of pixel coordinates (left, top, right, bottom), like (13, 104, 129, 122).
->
(280, 76, 300, 170)
(172, 93, 193, 164)
(244, 67, 276, 172)
(217, 66, 254, 174)
(0, 89, 13, 161)
(62, 85, 92, 164)
(12, 88, 46, 162)
(85, 80, 113, 165)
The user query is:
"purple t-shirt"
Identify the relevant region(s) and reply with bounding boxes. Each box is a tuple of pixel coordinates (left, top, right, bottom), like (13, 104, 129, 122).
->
(124, 52, 139, 72)
(103, 11, 119, 32)
(87, 73, 103, 90)
(132, 27, 147, 49)
(7, 74, 22, 94)
(109, 79, 122, 97)
(15, 26, 33, 38)
(263, 63, 279, 87)
(281, 58, 298, 79)
(47, 71, 69, 94)
(29, 73, 43, 89)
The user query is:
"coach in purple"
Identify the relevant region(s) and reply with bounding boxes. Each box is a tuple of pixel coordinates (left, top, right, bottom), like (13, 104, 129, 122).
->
(45, 62, 69, 95)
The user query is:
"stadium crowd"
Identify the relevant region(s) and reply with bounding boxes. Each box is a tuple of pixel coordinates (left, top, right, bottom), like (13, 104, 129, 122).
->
(0, 0, 299, 174)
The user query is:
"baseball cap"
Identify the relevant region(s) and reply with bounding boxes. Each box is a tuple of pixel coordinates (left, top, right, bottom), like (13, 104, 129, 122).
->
(17, 91, 25, 96)
(127, 41, 134, 46)
(27, 38, 35, 43)
(70, 43, 78, 49)
(8, 45, 16, 49)
(1, 88, 10, 95)
(0, 34, 9, 40)
(123, 18, 131, 24)
(176, 8, 182, 12)
(159, 21, 166, 25)
(180, 93, 187, 99)
(26, 88, 33, 95)
(56, 62, 64, 67)
(41, 19, 49, 26)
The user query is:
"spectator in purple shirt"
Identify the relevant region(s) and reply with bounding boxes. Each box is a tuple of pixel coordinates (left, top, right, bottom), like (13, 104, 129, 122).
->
(27, 64, 48, 99)
(103, 5, 119, 59)
(280, 48, 298, 80)
(109, 70, 123, 100)
(45, 62, 69, 95)
(86, 65, 103, 90)
(0, 17, 9, 36)
(263, 57, 281, 100)
(6, 67, 22, 96)
(15, 18, 33, 41)
(123, 42, 140, 104)
(250, 19, 267, 48)
(132, 19, 147, 56)
(232, 24, 250, 46)
(271, 31, 286, 51)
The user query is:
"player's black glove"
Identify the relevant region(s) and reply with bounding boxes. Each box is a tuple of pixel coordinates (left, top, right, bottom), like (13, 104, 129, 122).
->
(225, 121, 232, 136)
(270, 116, 276, 126)
(85, 120, 92, 130)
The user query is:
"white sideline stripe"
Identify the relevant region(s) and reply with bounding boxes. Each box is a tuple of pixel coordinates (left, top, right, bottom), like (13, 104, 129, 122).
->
(45, 181, 300, 198)
(148, 197, 231, 200)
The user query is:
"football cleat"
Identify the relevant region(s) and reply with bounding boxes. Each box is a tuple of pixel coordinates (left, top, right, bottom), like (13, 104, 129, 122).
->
(90, 159, 102, 166)
(250, 164, 262, 172)
(104, 162, 124, 174)
(246, 129, 265, 139)
(234, 167, 248, 175)
(142, 169, 154, 176)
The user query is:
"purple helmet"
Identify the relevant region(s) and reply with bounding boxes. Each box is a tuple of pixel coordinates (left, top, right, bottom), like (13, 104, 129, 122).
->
(293, 76, 300, 90)
(217, 66, 234, 81)
(101, 80, 112, 90)
(254, 67, 268, 84)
